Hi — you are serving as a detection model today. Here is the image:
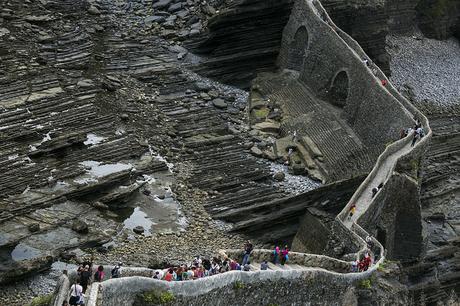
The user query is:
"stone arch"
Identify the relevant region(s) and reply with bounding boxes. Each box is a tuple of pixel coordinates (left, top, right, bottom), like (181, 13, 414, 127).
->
(327, 70, 349, 108)
(286, 26, 309, 71)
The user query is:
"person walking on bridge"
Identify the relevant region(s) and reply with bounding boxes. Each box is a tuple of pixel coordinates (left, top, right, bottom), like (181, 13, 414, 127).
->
(280, 245, 289, 265)
(348, 204, 356, 220)
(273, 245, 280, 264)
(242, 240, 253, 266)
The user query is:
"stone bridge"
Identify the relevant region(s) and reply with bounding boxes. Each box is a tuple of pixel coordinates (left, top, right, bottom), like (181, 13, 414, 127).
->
(51, 0, 432, 304)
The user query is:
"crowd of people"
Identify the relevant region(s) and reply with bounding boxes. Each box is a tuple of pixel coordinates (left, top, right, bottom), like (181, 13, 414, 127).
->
(153, 241, 291, 282)
(63, 237, 377, 305)
(400, 118, 425, 147)
(64, 262, 107, 306)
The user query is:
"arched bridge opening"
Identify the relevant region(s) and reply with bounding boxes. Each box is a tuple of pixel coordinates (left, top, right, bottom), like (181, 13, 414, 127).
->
(286, 26, 309, 71)
(326, 70, 349, 108)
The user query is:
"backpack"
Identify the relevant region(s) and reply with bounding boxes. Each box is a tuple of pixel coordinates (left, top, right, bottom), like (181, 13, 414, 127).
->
(111, 267, 119, 277)
(95, 271, 101, 281)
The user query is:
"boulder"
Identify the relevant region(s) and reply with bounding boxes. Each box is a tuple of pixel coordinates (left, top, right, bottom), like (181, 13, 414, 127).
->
(212, 98, 228, 109)
(92, 201, 109, 210)
(250, 146, 263, 157)
(273, 171, 285, 181)
(153, 0, 172, 9)
(144, 16, 165, 25)
(71, 220, 89, 234)
(254, 121, 280, 134)
(133, 226, 145, 234)
(77, 79, 95, 88)
(88, 5, 101, 15)
(0, 28, 10, 37)
(168, 3, 182, 12)
(28, 223, 40, 232)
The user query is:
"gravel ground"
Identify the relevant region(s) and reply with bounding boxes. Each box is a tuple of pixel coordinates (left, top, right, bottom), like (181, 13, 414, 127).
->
(387, 34, 460, 107)
(270, 163, 321, 195)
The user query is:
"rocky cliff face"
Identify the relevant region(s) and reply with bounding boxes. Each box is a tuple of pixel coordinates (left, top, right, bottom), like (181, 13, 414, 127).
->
(386, 0, 420, 33)
(189, 0, 294, 88)
(320, 0, 391, 75)
(416, 0, 460, 39)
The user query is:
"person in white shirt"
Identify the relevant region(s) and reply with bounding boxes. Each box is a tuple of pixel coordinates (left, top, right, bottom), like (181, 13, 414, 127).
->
(69, 280, 83, 306)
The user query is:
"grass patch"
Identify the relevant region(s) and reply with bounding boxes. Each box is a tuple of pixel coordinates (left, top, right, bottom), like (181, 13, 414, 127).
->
(358, 278, 372, 289)
(142, 290, 175, 305)
(233, 280, 245, 290)
(29, 294, 53, 306)
(252, 107, 269, 119)
(410, 159, 419, 171)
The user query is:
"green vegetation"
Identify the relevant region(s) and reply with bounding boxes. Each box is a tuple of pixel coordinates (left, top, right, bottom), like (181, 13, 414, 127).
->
(29, 294, 53, 306)
(233, 280, 245, 290)
(252, 107, 269, 119)
(377, 259, 398, 272)
(358, 278, 372, 289)
(142, 290, 175, 305)
(410, 159, 419, 171)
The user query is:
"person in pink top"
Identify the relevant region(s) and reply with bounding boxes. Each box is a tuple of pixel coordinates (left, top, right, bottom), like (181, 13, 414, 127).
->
(281, 246, 289, 265)
(273, 246, 280, 264)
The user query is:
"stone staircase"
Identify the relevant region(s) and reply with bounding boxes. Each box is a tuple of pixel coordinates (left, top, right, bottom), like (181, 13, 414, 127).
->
(255, 75, 379, 182)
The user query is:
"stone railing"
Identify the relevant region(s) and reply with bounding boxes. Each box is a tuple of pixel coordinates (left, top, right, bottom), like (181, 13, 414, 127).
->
(223, 249, 351, 273)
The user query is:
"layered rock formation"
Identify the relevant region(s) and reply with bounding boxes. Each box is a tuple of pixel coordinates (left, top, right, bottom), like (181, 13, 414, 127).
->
(189, 0, 295, 87)
(416, 0, 460, 39)
(321, 0, 391, 74)
(386, 0, 420, 33)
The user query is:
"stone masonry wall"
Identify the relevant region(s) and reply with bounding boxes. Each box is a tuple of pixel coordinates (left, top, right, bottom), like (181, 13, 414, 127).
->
(99, 269, 375, 306)
(277, 0, 414, 150)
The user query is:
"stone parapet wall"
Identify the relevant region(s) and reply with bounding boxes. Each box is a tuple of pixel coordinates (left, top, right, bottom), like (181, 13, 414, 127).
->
(98, 266, 379, 306)
(224, 249, 351, 273)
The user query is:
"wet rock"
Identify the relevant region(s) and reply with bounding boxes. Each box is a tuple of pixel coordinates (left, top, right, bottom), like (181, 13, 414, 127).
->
(273, 171, 285, 181)
(212, 98, 227, 109)
(133, 226, 145, 234)
(28, 223, 40, 233)
(71, 220, 89, 234)
(120, 113, 129, 121)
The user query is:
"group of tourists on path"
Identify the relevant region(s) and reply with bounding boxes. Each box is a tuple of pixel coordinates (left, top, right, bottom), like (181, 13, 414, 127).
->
(154, 241, 290, 282)
(65, 262, 114, 306)
(400, 118, 425, 147)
